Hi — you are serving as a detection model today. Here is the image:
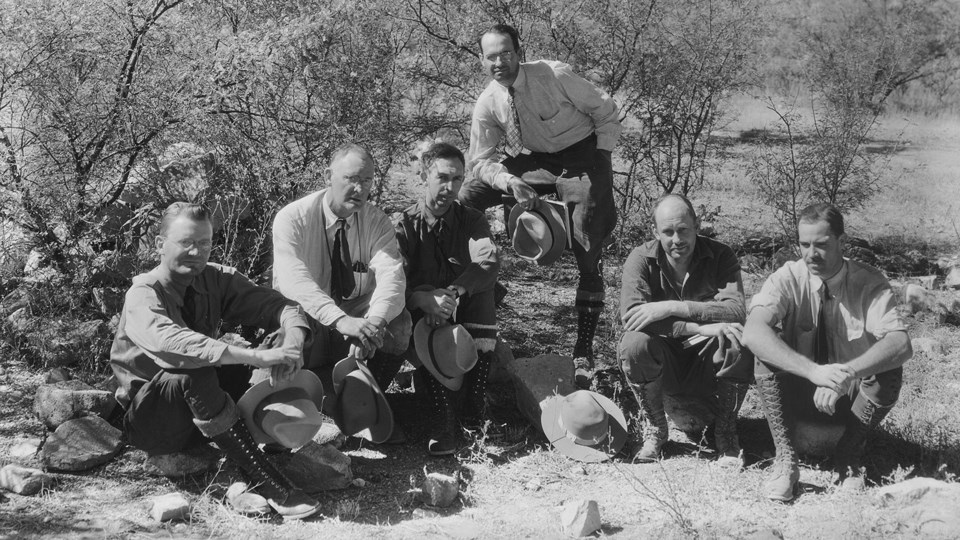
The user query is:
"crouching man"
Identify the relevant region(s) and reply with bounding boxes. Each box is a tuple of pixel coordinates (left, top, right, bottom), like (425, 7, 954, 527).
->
(110, 202, 319, 520)
(743, 203, 912, 501)
(618, 194, 751, 466)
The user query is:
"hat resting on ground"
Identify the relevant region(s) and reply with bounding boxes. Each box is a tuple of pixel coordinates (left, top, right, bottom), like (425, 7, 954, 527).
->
(413, 319, 478, 391)
(331, 356, 395, 443)
(237, 370, 325, 449)
(508, 200, 567, 266)
(541, 390, 628, 463)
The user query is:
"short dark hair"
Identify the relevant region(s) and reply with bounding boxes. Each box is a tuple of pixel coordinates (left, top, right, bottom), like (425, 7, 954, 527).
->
(651, 194, 698, 227)
(799, 202, 844, 237)
(159, 202, 211, 236)
(421, 142, 465, 173)
(329, 143, 374, 169)
(479, 23, 521, 55)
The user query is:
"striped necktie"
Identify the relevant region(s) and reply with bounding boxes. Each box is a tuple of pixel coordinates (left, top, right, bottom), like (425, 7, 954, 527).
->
(505, 86, 523, 157)
(331, 218, 356, 305)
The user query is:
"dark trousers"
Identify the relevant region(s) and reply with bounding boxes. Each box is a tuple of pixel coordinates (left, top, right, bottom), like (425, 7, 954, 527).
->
(458, 134, 615, 314)
(123, 365, 249, 455)
(619, 331, 753, 396)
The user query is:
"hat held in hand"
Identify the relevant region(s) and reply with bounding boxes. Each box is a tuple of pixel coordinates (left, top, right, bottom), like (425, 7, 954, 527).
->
(508, 199, 567, 266)
(541, 390, 627, 462)
(331, 356, 395, 443)
(413, 319, 478, 391)
(238, 370, 325, 449)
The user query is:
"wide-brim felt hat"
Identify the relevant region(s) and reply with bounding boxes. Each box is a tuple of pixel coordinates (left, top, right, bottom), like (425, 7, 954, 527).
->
(237, 370, 325, 449)
(413, 319, 478, 391)
(331, 356, 395, 443)
(509, 200, 566, 266)
(541, 390, 628, 463)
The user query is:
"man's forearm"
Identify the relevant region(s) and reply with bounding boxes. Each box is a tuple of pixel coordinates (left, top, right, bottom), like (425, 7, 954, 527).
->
(844, 331, 912, 378)
(743, 316, 817, 379)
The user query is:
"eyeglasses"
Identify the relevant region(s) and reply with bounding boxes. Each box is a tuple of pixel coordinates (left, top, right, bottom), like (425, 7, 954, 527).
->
(175, 239, 213, 251)
(484, 50, 516, 63)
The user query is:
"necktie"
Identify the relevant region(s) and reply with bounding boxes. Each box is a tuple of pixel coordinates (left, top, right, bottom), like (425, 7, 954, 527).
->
(331, 218, 355, 305)
(815, 283, 829, 364)
(433, 218, 456, 285)
(505, 86, 523, 157)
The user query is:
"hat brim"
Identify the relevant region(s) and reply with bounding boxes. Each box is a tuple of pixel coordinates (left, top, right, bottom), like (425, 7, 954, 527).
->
(330, 356, 394, 443)
(237, 370, 325, 446)
(509, 202, 566, 266)
(413, 320, 477, 391)
(541, 392, 628, 463)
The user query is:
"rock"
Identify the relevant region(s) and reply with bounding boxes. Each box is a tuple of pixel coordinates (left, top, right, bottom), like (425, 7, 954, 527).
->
(664, 393, 715, 436)
(912, 337, 946, 357)
(41, 416, 123, 472)
(793, 420, 846, 456)
(412, 508, 441, 519)
(945, 267, 960, 290)
(9, 438, 41, 460)
(488, 339, 517, 385)
(142, 448, 218, 477)
(512, 353, 576, 433)
(903, 284, 931, 313)
(34, 380, 117, 430)
(44, 368, 71, 384)
(874, 478, 960, 537)
(775, 374, 848, 456)
(95, 375, 119, 395)
(225, 482, 269, 515)
(418, 473, 459, 507)
(918, 275, 938, 290)
(150, 492, 191, 522)
(281, 441, 352, 491)
(558, 499, 602, 536)
(0, 464, 51, 495)
(312, 422, 346, 449)
(351, 478, 367, 488)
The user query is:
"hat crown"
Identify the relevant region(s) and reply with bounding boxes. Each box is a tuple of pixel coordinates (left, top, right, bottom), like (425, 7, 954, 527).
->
(559, 391, 610, 445)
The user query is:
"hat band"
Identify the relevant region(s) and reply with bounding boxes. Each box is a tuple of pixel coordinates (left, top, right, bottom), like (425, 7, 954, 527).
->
(428, 326, 455, 379)
(558, 414, 609, 447)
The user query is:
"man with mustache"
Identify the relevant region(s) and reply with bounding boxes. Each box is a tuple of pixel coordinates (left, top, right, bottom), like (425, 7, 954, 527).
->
(619, 195, 751, 467)
(743, 203, 911, 501)
(460, 23, 621, 386)
(272, 143, 410, 441)
(110, 202, 319, 519)
(395, 142, 500, 455)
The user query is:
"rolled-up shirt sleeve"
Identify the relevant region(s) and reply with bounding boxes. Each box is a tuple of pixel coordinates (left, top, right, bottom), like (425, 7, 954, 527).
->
(865, 284, 907, 339)
(365, 212, 406, 323)
(122, 285, 228, 370)
(748, 267, 794, 326)
(681, 249, 745, 324)
(452, 213, 499, 295)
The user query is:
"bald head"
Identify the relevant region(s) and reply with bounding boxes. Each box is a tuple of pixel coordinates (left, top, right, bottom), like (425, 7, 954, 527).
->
(652, 194, 698, 228)
(652, 194, 699, 266)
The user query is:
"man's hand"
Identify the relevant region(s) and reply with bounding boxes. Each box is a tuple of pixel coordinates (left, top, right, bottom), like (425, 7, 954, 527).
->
(335, 315, 383, 350)
(813, 386, 842, 415)
(807, 363, 856, 394)
(622, 302, 679, 332)
(412, 289, 457, 320)
(696, 322, 743, 346)
(508, 177, 539, 211)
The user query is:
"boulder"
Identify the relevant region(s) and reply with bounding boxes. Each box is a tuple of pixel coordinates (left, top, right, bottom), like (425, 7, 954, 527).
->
(511, 354, 576, 433)
(664, 394, 716, 436)
(903, 284, 931, 313)
(150, 492, 191, 522)
(41, 416, 123, 472)
(312, 422, 347, 449)
(778, 374, 847, 456)
(558, 499, 602, 536)
(945, 267, 960, 290)
(8, 438, 41, 460)
(0, 464, 51, 496)
(280, 441, 352, 491)
(874, 478, 960, 537)
(34, 380, 116, 430)
(418, 473, 459, 507)
(489, 339, 518, 385)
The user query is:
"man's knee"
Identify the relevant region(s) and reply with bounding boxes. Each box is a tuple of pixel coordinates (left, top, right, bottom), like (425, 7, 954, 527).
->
(458, 180, 502, 211)
(619, 331, 661, 383)
(380, 309, 413, 355)
(860, 366, 903, 408)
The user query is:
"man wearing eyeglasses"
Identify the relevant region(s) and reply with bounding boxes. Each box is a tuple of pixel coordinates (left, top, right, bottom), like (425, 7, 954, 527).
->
(272, 143, 411, 438)
(460, 23, 621, 387)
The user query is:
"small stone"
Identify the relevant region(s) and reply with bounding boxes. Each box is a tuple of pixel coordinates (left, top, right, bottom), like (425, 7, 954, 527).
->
(918, 275, 938, 290)
(44, 368, 71, 384)
(559, 499, 602, 536)
(150, 492, 190, 522)
(9, 438, 41, 460)
(903, 284, 930, 313)
(524, 478, 543, 492)
(41, 416, 123, 472)
(0, 464, 51, 495)
(412, 508, 440, 519)
(281, 441, 352, 490)
(418, 473, 459, 507)
(34, 380, 117, 430)
(312, 422, 346, 449)
(351, 478, 367, 488)
(912, 337, 946, 357)
(946, 267, 960, 289)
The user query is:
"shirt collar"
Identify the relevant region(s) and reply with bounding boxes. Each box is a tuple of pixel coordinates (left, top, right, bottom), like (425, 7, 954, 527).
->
(814, 259, 848, 296)
(418, 199, 457, 230)
(149, 266, 208, 307)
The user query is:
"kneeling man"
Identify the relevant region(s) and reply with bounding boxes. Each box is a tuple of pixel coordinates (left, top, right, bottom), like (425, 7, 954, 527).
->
(396, 142, 500, 455)
(111, 202, 319, 520)
(743, 203, 912, 501)
(619, 195, 750, 465)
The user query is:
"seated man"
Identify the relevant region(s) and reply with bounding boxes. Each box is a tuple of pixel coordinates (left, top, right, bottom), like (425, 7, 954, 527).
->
(272, 143, 410, 429)
(743, 203, 911, 501)
(619, 194, 750, 466)
(110, 202, 319, 520)
(395, 142, 500, 456)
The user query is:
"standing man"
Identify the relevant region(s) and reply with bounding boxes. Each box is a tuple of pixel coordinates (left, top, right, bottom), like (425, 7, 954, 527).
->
(743, 203, 911, 501)
(395, 142, 500, 455)
(460, 23, 621, 383)
(619, 195, 751, 466)
(272, 143, 411, 432)
(111, 202, 319, 520)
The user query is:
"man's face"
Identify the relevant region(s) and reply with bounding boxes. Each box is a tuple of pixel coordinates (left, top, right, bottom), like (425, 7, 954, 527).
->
(654, 202, 698, 266)
(326, 150, 375, 218)
(156, 216, 213, 279)
(480, 32, 521, 86)
(423, 157, 464, 216)
(798, 219, 845, 278)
